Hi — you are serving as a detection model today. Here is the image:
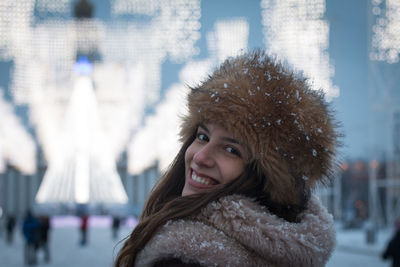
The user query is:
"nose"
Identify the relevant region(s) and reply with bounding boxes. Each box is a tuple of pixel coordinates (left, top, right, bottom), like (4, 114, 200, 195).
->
(193, 144, 215, 168)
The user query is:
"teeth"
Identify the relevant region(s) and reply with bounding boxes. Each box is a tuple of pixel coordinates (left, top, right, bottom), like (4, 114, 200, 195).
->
(192, 172, 211, 185)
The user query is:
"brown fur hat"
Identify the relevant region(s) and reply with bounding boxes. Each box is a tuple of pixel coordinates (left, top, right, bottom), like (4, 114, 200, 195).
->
(180, 50, 339, 207)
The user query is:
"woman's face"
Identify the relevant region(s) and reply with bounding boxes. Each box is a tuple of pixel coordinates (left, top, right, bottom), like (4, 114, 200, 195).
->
(182, 123, 247, 196)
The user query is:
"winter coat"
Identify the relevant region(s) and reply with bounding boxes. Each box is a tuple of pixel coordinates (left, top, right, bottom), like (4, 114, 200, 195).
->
(22, 214, 40, 245)
(136, 194, 336, 267)
(382, 230, 400, 267)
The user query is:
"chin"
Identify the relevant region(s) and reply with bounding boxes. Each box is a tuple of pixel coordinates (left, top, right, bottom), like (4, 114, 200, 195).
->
(181, 185, 193, 197)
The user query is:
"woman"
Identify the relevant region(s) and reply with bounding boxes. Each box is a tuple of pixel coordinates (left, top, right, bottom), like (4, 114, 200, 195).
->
(115, 50, 340, 266)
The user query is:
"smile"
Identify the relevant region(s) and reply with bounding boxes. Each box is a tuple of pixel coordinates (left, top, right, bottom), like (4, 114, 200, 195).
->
(188, 169, 218, 188)
(192, 172, 213, 185)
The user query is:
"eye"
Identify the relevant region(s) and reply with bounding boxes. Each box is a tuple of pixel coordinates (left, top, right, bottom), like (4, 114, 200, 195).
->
(197, 133, 209, 142)
(225, 146, 241, 157)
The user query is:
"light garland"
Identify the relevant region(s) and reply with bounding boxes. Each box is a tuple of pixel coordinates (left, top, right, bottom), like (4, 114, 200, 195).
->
(0, 0, 35, 60)
(35, 75, 128, 204)
(0, 89, 36, 174)
(207, 18, 249, 63)
(36, 0, 71, 13)
(128, 19, 249, 174)
(128, 61, 212, 175)
(370, 0, 400, 63)
(0, 0, 201, 204)
(261, 0, 339, 100)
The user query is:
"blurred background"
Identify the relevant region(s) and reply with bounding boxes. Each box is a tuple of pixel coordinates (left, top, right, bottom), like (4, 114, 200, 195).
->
(0, 0, 399, 266)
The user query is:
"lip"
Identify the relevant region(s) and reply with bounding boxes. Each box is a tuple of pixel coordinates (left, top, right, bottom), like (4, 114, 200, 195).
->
(187, 169, 219, 189)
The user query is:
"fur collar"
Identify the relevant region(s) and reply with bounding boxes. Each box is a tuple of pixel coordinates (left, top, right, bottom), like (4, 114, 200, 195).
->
(136, 194, 335, 266)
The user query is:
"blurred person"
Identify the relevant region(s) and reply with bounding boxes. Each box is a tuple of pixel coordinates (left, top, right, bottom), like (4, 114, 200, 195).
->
(0, 210, 3, 239)
(112, 216, 121, 240)
(79, 214, 89, 246)
(38, 215, 51, 263)
(115, 51, 340, 266)
(22, 210, 40, 265)
(382, 218, 400, 267)
(74, 0, 93, 19)
(6, 214, 16, 244)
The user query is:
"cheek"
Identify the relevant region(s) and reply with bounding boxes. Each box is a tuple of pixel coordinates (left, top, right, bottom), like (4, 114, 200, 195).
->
(184, 143, 195, 165)
(221, 160, 245, 183)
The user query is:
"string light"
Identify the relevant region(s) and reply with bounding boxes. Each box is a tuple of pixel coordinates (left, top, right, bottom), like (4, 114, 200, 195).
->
(127, 19, 249, 174)
(207, 19, 249, 63)
(36, 0, 71, 13)
(128, 63, 207, 175)
(0, 89, 36, 174)
(261, 0, 339, 100)
(0, 0, 201, 204)
(370, 0, 400, 63)
(35, 75, 128, 204)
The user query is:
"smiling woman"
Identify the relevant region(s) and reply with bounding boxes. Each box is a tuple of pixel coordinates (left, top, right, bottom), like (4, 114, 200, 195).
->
(182, 123, 247, 196)
(115, 50, 340, 267)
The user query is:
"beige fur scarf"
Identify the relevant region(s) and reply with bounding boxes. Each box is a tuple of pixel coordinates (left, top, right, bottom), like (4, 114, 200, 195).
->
(136, 194, 335, 266)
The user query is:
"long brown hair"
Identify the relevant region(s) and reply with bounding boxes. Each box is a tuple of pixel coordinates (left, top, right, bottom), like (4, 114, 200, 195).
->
(114, 129, 307, 267)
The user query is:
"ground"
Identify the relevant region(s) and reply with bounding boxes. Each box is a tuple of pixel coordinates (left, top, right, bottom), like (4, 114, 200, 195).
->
(0, 216, 394, 266)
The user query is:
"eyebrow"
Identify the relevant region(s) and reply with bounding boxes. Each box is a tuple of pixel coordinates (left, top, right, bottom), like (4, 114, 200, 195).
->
(199, 123, 209, 133)
(199, 123, 240, 145)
